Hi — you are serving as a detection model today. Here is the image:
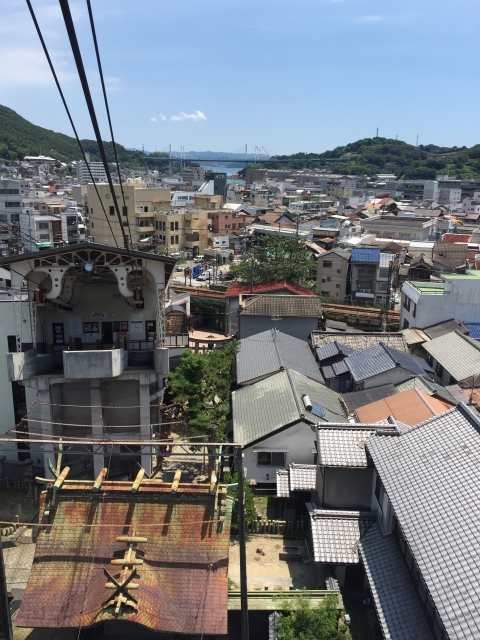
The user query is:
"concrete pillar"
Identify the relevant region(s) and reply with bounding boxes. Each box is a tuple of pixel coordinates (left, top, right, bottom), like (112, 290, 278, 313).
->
(90, 380, 104, 477)
(36, 383, 55, 479)
(139, 382, 152, 475)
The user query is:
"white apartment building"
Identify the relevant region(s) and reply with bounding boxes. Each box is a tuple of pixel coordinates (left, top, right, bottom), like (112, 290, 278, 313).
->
(0, 178, 22, 251)
(438, 188, 462, 207)
(461, 193, 480, 214)
(76, 153, 107, 185)
(400, 270, 480, 329)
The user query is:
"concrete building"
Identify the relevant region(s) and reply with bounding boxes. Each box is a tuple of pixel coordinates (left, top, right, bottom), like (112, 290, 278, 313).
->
(0, 178, 22, 249)
(182, 164, 205, 183)
(2, 243, 175, 479)
(76, 153, 107, 185)
(400, 269, 480, 329)
(438, 188, 461, 207)
(316, 248, 350, 302)
(350, 247, 380, 304)
(423, 180, 438, 201)
(396, 180, 427, 201)
(360, 215, 439, 242)
(461, 193, 480, 214)
(86, 180, 171, 246)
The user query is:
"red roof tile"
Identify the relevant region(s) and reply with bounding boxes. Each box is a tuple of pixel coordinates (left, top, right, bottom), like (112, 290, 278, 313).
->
(225, 280, 314, 298)
(442, 233, 472, 243)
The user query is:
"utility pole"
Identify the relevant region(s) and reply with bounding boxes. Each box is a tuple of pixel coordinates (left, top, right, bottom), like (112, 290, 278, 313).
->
(0, 532, 13, 640)
(416, 134, 419, 147)
(376, 127, 379, 138)
(236, 447, 249, 640)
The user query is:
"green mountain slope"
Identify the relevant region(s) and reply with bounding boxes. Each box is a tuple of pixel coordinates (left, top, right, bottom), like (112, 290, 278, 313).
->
(267, 138, 480, 179)
(0, 104, 146, 167)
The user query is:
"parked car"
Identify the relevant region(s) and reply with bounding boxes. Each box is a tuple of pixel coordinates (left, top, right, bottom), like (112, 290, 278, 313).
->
(196, 272, 210, 281)
(194, 256, 204, 263)
(221, 273, 234, 282)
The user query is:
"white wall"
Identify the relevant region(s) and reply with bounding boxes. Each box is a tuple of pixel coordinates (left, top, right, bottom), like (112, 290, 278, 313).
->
(362, 367, 416, 390)
(243, 421, 316, 485)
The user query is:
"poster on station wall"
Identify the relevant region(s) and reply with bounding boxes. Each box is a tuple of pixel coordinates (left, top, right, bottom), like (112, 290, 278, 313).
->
(91, 311, 107, 320)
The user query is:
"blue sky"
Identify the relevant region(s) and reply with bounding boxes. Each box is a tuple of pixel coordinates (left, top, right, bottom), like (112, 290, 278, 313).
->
(1, 0, 480, 155)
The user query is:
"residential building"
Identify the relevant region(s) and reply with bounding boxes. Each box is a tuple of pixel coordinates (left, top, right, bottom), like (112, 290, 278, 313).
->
(182, 163, 205, 183)
(422, 330, 480, 386)
(0, 178, 22, 248)
(316, 248, 350, 302)
(423, 180, 439, 201)
(76, 153, 107, 185)
(225, 281, 314, 336)
(401, 270, 480, 329)
(232, 369, 347, 485)
(461, 195, 480, 214)
(437, 187, 461, 207)
(236, 329, 323, 386)
(396, 180, 427, 200)
(237, 294, 323, 340)
(210, 209, 251, 234)
(350, 247, 379, 304)
(86, 181, 171, 246)
(375, 251, 396, 306)
(2, 243, 175, 478)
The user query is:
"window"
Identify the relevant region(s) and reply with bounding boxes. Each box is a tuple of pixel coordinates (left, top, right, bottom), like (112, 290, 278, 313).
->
(379, 268, 389, 279)
(323, 260, 332, 268)
(0, 215, 6, 222)
(175, 221, 179, 231)
(358, 266, 373, 275)
(122, 206, 128, 217)
(257, 451, 286, 466)
(10, 214, 19, 222)
(0, 189, 19, 195)
(403, 295, 411, 312)
(403, 318, 409, 329)
(175, 235, 179, 244)
(39, 234, 50, 240)
(144, 206, 148, 213)
(90, 208, 93, 215)
(337, 268, 342, 273)
(38, 222, 48, 230)
(91, 222, 94, 228)
(412, 302, 416, 318)
(162, 221, 166, 231)
(170, 221, 174, 231)
(321, 291, 329, 297)
(5, 202, 20, 208)
(109, 205, 114, 216)
(139, 206, 144, 213)
(336, 284, 340, 289)
(232, 223, 236, 229)
(327, 276, 331, 282)
(321, 278, 326, 283)
(122, 221, 129, 226)
(377, 282, 388, 292)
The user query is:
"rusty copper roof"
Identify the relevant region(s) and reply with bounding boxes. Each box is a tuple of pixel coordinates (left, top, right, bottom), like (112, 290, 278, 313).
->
(16, 481, 232, 635)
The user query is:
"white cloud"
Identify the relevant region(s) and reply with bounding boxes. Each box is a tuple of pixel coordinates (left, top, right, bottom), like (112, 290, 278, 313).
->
(358, 15, 382, 23)
(170, 110, 207, 122)
(158, 113, 167, 121)
(150, 117, 157, 122)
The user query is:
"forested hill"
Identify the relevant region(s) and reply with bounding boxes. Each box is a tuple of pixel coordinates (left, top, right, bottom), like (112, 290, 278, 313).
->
(0, 104, 146, 167)
(266, 138, 480, 179)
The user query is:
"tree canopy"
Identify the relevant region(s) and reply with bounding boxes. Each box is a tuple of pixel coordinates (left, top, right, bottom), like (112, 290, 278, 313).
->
(229, 236, 316, 286)
(166, 341, 238, 439)
(277, 594, 351, 640)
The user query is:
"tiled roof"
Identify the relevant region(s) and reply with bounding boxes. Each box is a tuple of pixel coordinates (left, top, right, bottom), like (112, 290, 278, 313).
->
(225, 280, 314, 298)
(315, 341, 354, 362)
(359, 524, 433, 640)
(442, 233, 472, 243)
(16, 480, 232, 634)
(310, 331, 409, 352)
(307, 505, 376, 564)
(232, 369, 347, 446)
(240, 294, 322, 317)
(345, 343, 433, 383)
(355, 388, 453, 427)
(321, 364, 336, 379)
(351, 247, 380, 263)
(422, 330, 480, 382)
(366, 404, 480, 639)
(236, 329, 323, 385)
(332, 359, 349, 375)
(462, 322, 480, 339)
(341, 384, 397, 414)
(276, 464, 316, 497)
(317, 426, 379, 467)
(422, 318, 469, 340)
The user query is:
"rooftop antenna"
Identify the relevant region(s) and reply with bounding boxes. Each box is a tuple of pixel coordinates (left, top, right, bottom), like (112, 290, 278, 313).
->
(416, 134, 419, 147)
(376, 127, 379, 138)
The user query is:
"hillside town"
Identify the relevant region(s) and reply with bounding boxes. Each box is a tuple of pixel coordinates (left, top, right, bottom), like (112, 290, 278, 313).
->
(1, 147, 480, 640)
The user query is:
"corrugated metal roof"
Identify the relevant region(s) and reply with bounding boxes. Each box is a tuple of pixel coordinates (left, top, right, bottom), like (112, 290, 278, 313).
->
(16, 481, 232, 634)
(237, 330, 323, 385)
(359, 524, 433, 640)
(232, 369, 347, 446)
(332, 359, 349, 375)
(307, 505, 376, 563)
(351, 247, 380, 263)
(366, 404, 480, 639)
(422, 331, 480, 382)
(241, 295, 322, 317)
(422, 318, 469, 340)
(311, 332, 409, 352)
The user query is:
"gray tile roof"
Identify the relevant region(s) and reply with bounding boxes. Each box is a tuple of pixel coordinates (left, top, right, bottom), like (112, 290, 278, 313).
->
(422, 318, 469, 340)
(359, 524, 433, 640)
(342, 384, 398, 414)
(332, 359, 349, 375)
(307, 504, 376, 563)
(345, 343, 433, 383)
(395, 376, 458, 405)
(236, 329, 323, 385)
(241, 295, 323, 317)
(321, 365, 336, 379)
(317, 427, 378, 467)
(315, 341, 355, 362)
(232, 369, 347, 446)
(311, 331, 409, 352)
(366, 404, 480, 639)
(422, 330, 480, 383)
(276, 464, 316, 497)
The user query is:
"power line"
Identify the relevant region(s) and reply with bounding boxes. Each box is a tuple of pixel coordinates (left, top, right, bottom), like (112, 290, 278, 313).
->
(25, 0, 118, 248)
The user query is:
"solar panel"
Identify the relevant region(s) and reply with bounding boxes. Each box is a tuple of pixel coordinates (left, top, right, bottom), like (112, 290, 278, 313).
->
(310, 402, 327, 419)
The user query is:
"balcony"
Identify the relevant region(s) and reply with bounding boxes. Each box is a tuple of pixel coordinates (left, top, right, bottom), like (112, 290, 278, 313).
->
(136, 224, 155, 233)
(63, 348, 127, 379)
